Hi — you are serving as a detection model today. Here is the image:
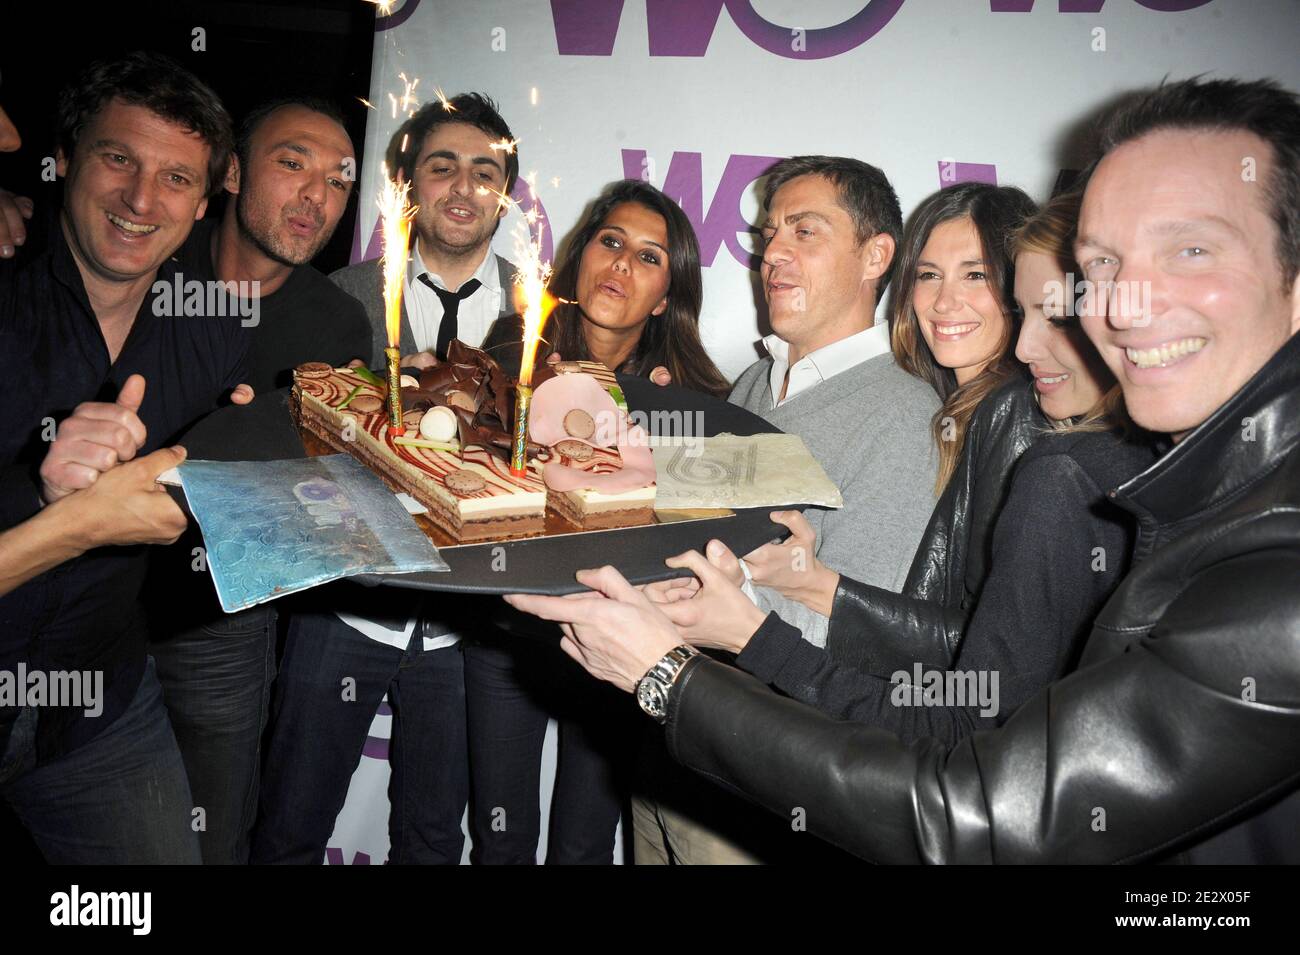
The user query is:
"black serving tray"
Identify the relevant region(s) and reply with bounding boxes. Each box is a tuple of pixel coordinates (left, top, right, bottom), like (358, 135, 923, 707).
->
(178, 374, 807, 596)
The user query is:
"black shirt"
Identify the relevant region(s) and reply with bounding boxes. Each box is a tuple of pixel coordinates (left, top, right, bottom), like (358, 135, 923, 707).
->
(176, 220, 373, 393)
(0, 220, 250, 763)
(140, 221, 374, 632)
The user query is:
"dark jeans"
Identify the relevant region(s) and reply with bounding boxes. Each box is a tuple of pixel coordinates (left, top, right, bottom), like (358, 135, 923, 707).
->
(151, 604, 277, 865)
(251, 611, 468, 864)
(463, 631, 642, 864)
(0, 656, 201, 864)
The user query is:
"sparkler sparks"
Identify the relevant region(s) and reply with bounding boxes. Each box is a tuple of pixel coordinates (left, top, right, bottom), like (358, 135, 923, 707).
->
(377, 165, 417, 433)
(489, 138, 520, 155)
(507, 202, 560, 476)
(475, 183, 517, 215)
(433, 86, 456, 112)
(376, 167, 417, 350)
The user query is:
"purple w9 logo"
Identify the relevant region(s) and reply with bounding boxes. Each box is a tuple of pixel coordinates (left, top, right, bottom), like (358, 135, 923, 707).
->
(552, 0, 1213, 60)
(622, 149, 780, 270)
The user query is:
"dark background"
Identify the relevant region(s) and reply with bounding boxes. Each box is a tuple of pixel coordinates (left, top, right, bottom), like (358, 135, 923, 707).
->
(0, 0, 378, 865)
(0, 0, 378, 273)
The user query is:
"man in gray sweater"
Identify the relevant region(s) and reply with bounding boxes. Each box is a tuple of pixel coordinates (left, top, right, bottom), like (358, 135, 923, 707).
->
(734, 156, 938, 646)
(635, 156, 939, 864)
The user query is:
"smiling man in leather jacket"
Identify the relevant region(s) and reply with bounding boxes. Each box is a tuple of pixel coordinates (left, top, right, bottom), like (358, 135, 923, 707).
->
(506, 76, 1300, 864)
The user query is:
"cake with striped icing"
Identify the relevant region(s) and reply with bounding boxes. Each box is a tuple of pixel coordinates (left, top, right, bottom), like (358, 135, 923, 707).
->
(291, 350, 656, 542)
(292, 363, 548, 542)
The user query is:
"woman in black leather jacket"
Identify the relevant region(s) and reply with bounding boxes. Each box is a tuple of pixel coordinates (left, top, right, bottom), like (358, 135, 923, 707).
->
(748, 184, 1041, 675)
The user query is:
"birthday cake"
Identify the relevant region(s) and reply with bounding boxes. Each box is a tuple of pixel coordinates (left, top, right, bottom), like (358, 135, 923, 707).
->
(291, 343, 656, 543)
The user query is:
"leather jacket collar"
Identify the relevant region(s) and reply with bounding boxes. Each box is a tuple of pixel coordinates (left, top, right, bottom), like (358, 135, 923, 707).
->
(1113, 330, 1300, 528)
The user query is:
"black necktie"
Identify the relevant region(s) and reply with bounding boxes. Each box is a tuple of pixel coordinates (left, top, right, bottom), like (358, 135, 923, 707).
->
(420, 275, 482, 361)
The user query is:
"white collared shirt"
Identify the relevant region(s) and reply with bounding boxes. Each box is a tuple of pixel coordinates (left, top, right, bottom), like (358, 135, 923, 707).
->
(405, 238, 504, 352)
(341, 242, 506, 653)
(764, 322, 892, 409)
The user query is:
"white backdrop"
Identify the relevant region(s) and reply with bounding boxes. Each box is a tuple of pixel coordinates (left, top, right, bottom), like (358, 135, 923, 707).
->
(327, 0, 1300, 864)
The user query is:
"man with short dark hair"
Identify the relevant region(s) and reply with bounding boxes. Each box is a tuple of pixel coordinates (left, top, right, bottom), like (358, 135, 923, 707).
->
(509, 76, 1300, 864)
(144, 95, 372, 865)
(0, 51, 246, 863)
(633, 156, 941, 865)
(333, 91, 519, 365)
(253, 92, 521, 865)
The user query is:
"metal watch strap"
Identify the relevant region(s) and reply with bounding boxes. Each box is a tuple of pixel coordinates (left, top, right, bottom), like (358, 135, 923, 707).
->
(637, 645, 700, 723)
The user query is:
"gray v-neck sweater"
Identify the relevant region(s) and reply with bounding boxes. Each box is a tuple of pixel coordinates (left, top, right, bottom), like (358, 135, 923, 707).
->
(729, 349, 940, 646)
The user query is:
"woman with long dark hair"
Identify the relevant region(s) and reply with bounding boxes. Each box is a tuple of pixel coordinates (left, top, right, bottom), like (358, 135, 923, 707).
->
(467, 179, 727, 864)
(889, 182, 1037, 492)
(486, 178, 729, 397)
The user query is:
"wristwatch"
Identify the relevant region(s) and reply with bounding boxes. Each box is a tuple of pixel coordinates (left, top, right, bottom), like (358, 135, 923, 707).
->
(636, 645, 701, 724)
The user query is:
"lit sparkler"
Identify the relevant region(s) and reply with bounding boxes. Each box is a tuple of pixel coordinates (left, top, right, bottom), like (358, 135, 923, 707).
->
(509, 208, 559, 476)
(377, 166, 417, 434)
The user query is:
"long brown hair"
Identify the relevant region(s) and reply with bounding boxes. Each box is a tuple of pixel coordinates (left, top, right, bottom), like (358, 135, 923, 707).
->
(546, 180, 730, 398)
(890, 183, 1037, 491)
(1011, 188, 1126, 434)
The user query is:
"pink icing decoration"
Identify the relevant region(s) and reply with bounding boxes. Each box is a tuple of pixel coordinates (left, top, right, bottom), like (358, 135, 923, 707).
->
(529, 374, 619, 448)
(543, 424, 656, 493)
(529, 372, 654, 493)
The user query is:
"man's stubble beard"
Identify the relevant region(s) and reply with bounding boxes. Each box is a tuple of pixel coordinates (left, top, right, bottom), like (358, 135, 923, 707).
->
(236, 192, 329, 268)
(416, 204, 499, 264)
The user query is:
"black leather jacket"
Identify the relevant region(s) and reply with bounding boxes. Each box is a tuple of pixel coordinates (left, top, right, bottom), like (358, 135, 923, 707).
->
(663, 331, 1300, 863)
(827, 375, 1042, 673)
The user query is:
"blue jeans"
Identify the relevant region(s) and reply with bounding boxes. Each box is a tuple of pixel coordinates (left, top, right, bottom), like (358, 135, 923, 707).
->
(0, 656, 201, 864)
(251, 612, 468, 864)
(463, 631, 641, 864)
(151, 604, 277, 865)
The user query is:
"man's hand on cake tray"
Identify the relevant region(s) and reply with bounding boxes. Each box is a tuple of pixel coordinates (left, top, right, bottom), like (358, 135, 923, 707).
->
(0, 187, 33, 258)
(504, 565, 680, 693)
(654, 546, 768, 654)
(642, 573, 700, 605)
(68, 444, 190, 548)
(345, 358, 365, 369)
(39, 373, 149, 504)
(740, 510, 839, 617)
(229, 383, 255, 405)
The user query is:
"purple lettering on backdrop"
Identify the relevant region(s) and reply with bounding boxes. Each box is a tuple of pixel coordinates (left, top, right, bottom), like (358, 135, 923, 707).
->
(350, 180, 551, 266)
(551, 0, 626, 55)
(555, 0, 904, 59)
(990, 0, 1211, 10)
(375, 0, 421, 32)
(512, 177, 555, 262)
(621, 150, 782, 269)
(938, 161, 998, 187)
(361, 700, 393, 760)
(325, 848, 374, 865)
(723, 0, 905, 59)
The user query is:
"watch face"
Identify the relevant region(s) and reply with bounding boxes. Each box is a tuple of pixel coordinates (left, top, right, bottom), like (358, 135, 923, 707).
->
(637, 679, 667, 719)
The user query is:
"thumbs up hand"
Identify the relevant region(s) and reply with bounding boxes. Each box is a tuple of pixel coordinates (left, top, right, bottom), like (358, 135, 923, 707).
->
(39, 373, 151, 504)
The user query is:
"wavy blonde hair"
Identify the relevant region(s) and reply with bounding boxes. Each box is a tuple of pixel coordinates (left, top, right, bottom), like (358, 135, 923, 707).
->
(1010, 189, 1126, 434)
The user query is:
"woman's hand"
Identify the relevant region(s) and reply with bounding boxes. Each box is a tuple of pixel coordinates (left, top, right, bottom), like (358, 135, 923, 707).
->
(653, 543, 768, 654)
(504, 565, 681, 692)
(740, 510, 840, 616)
